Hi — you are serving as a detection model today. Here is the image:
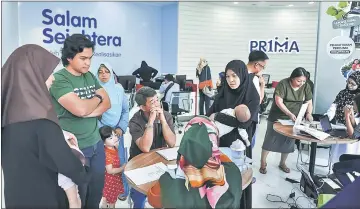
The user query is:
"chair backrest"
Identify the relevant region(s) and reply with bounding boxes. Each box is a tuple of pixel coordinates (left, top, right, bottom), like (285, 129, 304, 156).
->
(262, 74, 270, 85)
(169, 91, 193, 114)
(186, 79, 193, 84)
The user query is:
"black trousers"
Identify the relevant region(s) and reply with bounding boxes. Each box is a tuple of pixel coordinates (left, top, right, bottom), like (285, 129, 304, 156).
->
(199, 90, 210, 115)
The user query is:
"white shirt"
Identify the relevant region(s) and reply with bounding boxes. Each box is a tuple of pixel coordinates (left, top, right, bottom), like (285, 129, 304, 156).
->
(252, 74, 261, 96)
(159, 81, 180, 103)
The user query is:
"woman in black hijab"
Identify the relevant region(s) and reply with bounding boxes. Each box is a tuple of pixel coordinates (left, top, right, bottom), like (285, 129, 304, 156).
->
(2, 44, 87, 208)
(207, 60, 260, 148)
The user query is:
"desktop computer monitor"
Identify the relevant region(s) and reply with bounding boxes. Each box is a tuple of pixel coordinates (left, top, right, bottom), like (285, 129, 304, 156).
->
(175, 75, 187, 90)
(117, 75, 136, 92)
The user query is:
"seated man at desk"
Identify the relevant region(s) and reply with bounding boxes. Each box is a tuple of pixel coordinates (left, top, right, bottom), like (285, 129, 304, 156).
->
(159, 74, 180, 111)
(128, 86, 176, 208)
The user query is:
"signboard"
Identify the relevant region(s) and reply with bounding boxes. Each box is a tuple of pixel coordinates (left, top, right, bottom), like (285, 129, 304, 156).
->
(249, 37, 299, 54)
(327, 36, 355, 59)
(332, 16, 360, 29)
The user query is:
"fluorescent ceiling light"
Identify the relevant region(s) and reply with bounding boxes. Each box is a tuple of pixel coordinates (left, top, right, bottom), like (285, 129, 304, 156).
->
(233, 2, 239, 4)
(288, 4, 294, 7)
(308, 2, 315, 4)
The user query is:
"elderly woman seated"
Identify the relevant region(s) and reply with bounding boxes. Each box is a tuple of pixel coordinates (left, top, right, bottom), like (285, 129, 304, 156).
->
(147, 116, 243, 209)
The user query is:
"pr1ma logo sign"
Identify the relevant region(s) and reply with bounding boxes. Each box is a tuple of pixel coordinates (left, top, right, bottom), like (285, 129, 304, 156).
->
(249, 37, 300, 53)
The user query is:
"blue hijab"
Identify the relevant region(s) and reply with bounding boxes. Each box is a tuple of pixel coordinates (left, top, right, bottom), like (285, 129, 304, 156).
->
(95, 63, 129, 132)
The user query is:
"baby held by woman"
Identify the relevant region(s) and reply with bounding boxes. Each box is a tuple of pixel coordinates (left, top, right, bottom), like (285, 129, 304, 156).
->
(58, 131, 85, 208)
(215, 104, 251, 148)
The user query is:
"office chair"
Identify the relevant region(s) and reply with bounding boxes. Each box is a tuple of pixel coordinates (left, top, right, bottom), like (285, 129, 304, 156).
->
(262, 74, 271, 88)
(296, 141, 333, 175)
(169, 91, 193, 134)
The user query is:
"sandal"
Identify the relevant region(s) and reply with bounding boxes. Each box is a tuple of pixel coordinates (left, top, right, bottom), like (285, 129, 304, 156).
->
(278, 164, 290, 173)
(259, 162, 267, 174)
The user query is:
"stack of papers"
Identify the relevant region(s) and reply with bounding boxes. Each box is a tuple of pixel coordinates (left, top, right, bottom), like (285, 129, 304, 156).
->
(124, 162, 167, 185)
(294, 125, 330, 141)
(156, 147, 179, 161)
(278, 119, 295, 126)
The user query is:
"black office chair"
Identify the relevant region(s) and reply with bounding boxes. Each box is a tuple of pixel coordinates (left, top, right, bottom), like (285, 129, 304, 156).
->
(262, 74, 271, 88)
(169, 91, 193, 134)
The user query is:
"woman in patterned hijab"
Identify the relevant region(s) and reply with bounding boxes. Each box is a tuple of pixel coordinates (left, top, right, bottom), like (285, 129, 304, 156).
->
(147, 116, 242, 209)
(326, 71, 360, 125)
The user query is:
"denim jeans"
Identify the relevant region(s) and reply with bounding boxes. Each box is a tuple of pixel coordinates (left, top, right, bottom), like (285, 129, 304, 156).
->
(118, 135, 129, 198)
(80, 140, 105, 209)
(130, 188, 147, 208)
(252, 124, 258, 149)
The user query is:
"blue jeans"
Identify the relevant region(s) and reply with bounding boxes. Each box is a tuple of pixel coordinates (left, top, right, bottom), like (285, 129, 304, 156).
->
(118, 135, 129, 198)
(130, 188, 147, 208)
(252, 124, 258, 149)
(80, 140, 105, 209)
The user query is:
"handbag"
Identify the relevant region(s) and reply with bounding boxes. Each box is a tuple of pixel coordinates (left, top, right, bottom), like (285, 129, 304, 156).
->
(201, 66, 215, 98)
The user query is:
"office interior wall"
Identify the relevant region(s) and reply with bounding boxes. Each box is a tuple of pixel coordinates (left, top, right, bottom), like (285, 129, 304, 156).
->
(178, 2, 319, 86)
(313, 1, 360, 113)
(161, 3, 179, 75)
(2, 2, 20, 66)
(16, 2, 163, 75)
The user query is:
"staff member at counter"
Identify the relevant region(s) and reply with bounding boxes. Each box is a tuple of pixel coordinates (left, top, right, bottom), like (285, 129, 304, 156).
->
(260, 67, 313, 174)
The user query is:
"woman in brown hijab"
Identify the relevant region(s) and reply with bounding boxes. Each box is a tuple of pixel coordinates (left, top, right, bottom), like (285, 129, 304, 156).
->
(2, 44, 87, 208)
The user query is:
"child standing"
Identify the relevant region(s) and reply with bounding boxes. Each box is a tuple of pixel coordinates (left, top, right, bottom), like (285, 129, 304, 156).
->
(100, 126, 126, 208)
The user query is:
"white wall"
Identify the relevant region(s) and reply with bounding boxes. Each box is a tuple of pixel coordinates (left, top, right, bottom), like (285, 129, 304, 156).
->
(2, 2, 19, 66)
(16, 2, 162, 75)
(314, 2, 360, 114)
(177, 2, 319, 85)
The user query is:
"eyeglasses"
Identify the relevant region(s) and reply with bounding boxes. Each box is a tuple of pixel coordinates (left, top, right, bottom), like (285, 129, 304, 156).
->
(256, 63, 266, 70)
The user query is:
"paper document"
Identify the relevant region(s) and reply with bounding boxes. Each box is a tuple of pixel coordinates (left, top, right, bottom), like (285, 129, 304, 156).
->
(156, 147, 179, 161)
(278, 119, 295, 126)
(124, 162, 167, 185)
(294, 125, 330, 140)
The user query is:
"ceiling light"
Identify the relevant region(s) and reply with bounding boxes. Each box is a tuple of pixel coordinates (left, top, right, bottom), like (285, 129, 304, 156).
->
(288, 4, 294, 7)
(308, 1, 314, 4)
(233, 2, 239, 4)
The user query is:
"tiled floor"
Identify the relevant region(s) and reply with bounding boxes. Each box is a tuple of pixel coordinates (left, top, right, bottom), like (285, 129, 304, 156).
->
(1, 116, 332, 208)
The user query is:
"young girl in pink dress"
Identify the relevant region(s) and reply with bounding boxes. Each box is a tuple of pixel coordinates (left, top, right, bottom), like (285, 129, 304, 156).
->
(100, 126, 126, 208)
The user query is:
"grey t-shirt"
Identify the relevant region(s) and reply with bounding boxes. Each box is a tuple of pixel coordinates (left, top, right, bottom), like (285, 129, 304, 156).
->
(128, 110, 175, 160)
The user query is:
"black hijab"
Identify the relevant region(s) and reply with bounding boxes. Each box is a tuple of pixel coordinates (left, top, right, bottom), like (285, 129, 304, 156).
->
(216, 60, 259, 109)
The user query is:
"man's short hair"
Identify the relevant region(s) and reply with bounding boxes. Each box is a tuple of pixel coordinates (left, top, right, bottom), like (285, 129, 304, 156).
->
(61, 34, 95, 66)
(248, 50, 269, 63)
(135, 87, 157, 106)
(164, 74, 174, 82)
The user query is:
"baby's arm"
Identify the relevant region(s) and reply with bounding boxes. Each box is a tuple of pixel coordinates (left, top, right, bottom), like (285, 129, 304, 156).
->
(65, 185, 81, 209)
(238, 128, 250, 147)
(58, 174, 81, 208)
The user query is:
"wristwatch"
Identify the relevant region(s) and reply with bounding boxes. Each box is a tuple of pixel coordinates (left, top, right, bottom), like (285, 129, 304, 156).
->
(145, 123, 154, 129)
(93, 94, 103, 103)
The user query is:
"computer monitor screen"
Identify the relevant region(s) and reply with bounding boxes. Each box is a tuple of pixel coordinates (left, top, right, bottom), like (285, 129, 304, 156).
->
(117, 75, 136, 92)
(175, 75, 187, 90)
(320, 115, 332, 132)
